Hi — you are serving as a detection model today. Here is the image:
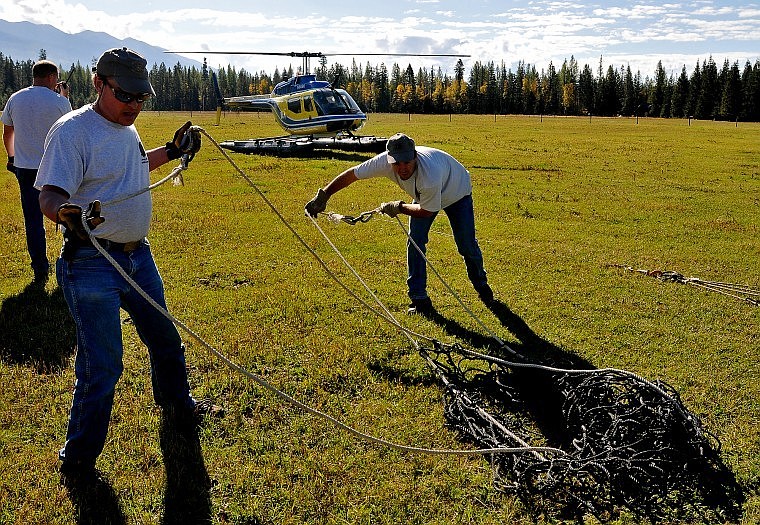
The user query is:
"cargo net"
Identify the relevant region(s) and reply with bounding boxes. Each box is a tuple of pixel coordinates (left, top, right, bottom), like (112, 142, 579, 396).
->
(423, 340, 744, 523)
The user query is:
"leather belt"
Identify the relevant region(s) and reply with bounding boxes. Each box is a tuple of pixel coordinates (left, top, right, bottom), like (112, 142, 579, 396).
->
(95, 238, 144, 252)
(68, 236, 144, 253)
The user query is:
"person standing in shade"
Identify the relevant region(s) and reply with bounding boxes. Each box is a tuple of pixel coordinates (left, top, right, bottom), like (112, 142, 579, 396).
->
(306, 132, 493, 316)
(36, 47, 219, 481)
(2, 59, 72, 283)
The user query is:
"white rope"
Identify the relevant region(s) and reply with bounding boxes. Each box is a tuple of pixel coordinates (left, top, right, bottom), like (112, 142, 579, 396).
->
(72, 127, 565, 459)
(391, 216, 508, 347)
(105, 162, 187, 207)
(314, 196, 693, 421)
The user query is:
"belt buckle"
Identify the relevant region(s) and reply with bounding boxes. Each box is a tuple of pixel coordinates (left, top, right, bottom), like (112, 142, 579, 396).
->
(123, 240, 141, 252)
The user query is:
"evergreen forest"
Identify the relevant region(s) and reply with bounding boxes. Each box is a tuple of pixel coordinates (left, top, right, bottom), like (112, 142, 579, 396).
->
(2, 50, 759, 121)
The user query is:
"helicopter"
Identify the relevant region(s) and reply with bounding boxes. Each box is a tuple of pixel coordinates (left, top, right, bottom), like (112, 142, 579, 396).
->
(168, 50, 469, 156)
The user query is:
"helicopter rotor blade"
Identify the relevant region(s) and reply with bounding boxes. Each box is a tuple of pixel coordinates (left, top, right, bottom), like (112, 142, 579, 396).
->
(166, 51, 468, 58)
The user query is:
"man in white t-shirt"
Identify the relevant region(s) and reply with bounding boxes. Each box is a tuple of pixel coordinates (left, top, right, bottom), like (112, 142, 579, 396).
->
(1, 60, 72, 282)
(36, 47, 217, 485)
(306, 133, 493, 315)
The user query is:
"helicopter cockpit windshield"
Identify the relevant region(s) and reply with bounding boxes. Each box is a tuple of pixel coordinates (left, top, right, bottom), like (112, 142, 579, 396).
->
(313, 89, 361, 116)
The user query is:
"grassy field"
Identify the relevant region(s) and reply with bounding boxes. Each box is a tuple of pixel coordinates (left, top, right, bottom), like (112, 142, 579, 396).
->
(0, 111, 758, 524)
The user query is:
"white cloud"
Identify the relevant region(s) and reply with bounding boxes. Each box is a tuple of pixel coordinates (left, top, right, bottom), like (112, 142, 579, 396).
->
(0, 0, 757, 77)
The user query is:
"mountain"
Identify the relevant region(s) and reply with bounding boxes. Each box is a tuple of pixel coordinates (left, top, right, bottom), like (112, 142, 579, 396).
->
(0, 20, 203, 71)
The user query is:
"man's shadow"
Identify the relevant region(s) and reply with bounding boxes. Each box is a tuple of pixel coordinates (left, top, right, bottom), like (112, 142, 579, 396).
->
(0, 281, 123, 522)
(62, 473, 126, 525)
(428, 299, 595, 445)
(0, 280, 76, 372)
(159, 412, 213, 525)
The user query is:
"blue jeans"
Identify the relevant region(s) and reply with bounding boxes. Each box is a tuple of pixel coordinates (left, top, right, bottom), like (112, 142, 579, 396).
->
(56, 241, 193, 464)
(407, 194, 488, 300)
(14, 168, 48, 275)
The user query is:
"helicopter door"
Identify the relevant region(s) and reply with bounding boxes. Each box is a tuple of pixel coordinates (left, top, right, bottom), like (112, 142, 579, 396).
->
(303, 95, 316, 117)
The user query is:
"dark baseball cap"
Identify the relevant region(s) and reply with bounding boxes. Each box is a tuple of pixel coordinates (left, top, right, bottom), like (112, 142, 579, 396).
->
(94, 47, 155, 95)
(386, 133, 416, 163)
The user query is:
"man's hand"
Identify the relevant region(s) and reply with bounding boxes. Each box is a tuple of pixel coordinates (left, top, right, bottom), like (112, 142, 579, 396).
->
(166, 121, 201, 161)
(6, 156, 14, 174)
(305, 188, 329, 217)
(379, 200, 405, 218)
(55, 82, 70, 98)
(57, 201, 105, 240)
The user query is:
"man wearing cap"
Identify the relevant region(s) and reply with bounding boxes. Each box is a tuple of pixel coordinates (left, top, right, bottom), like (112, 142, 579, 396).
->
(1, 60, 72, 283)
(305, 132, 493, 315)
(36, 47, 215, 481)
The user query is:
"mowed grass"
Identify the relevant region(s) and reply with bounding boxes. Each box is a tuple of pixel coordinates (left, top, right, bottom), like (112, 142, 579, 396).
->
(0, 111, 758, 524)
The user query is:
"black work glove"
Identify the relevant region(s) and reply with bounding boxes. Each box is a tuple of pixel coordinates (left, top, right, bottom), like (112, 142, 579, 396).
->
(6, 156, 14, 174)
(379, 200, 404, 218)
(305, 188, 329, 217)
(57, 201, 105, 241)
(166, 121, 201, 161)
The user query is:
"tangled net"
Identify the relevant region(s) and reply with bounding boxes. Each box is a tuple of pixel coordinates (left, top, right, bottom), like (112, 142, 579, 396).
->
(422, 341, 744, 522)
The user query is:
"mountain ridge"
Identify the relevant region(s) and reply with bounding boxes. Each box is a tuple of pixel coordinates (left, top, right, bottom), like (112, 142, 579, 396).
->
(0, 20, 203, 71)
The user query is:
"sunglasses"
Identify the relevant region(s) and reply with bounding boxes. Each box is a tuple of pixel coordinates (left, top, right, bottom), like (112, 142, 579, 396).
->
(103, 78, 151, 104)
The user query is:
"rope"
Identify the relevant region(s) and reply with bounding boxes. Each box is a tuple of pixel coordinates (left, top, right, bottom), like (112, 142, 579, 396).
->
(105, 157, 188, 207)
(325, 209, 379, 225)
(71, 126, 564, 459)
(309, 215, 697, 422)
(74, 128, 734, 520)
(612, 264, 760, 306)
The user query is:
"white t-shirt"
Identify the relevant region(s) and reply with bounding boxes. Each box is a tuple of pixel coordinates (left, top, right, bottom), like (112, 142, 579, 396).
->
(36, 105, 152, 243)
(0, 86, 72, 169)
(354, 146, 472, 212)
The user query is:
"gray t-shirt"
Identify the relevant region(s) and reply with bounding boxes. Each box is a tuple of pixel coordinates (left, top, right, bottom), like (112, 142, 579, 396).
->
(354, 146, 472, 212)
(36, 105, 152, 242)
(0, 85, 72, 169)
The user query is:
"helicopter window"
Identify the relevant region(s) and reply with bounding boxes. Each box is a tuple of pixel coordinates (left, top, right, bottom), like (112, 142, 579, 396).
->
(303, 95, 314, 113)
(335, 89, 361, 112)
(313, 90, 347, 115)
(287, 97, 301, 113)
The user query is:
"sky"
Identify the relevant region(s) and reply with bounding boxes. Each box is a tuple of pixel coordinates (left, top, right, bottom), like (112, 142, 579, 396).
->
(2, 0, 759, 78)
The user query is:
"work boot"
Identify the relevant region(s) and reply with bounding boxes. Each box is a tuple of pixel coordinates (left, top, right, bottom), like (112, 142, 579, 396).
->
(407, 297, 435, 317)
(164, 398, 224, 432)
(193, 398, 225, 422)
(59, 460, 99, 489)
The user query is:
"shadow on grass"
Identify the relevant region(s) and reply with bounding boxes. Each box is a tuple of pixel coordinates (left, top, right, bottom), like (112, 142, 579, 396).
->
(420, 298, 594, 446)
(435, 298, 596, 370)
(426, 298, 745, 522)
(0, 280, 76, 372)
(159, 412, 212, 525)
(62, 471, 126, 525)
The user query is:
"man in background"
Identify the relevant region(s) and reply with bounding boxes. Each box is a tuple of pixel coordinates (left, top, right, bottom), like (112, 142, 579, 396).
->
(2, 59, 72, 283)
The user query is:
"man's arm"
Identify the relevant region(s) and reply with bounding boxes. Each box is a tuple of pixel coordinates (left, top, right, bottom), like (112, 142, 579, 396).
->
(397, 202, 436, 218)
(323, 168, 359, 196)
(3, 124, 14, 158)
(147, 146, 170, 172)
(39, 185, 70, 223)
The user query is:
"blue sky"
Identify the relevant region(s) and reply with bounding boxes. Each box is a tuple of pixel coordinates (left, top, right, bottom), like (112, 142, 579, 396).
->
(2, 0, 758, 77)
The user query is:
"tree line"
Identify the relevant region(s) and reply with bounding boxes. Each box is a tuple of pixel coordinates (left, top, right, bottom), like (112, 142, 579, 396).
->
(2, 50, 759, 121)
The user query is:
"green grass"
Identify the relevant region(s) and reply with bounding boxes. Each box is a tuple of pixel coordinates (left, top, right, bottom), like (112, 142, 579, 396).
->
(0, 112, 758, 524)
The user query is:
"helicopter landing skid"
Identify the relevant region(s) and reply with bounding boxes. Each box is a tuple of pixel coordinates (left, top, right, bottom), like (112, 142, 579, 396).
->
(219, 135, 387, 157)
